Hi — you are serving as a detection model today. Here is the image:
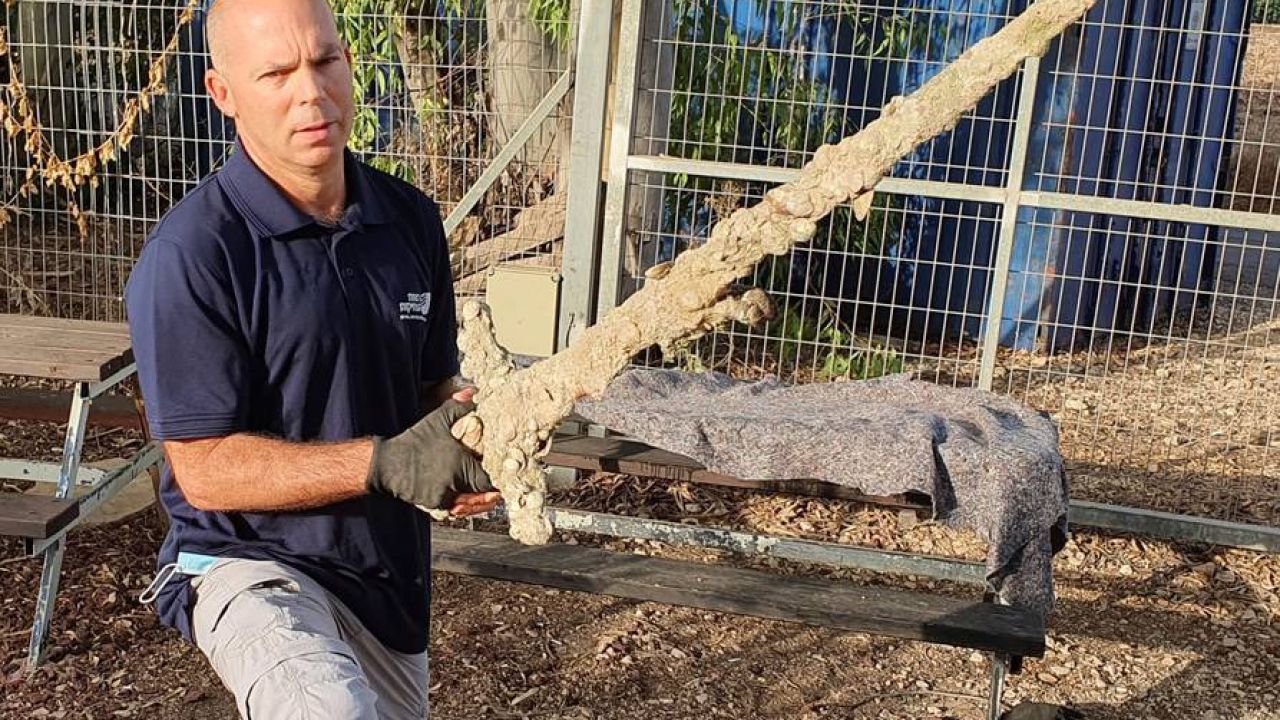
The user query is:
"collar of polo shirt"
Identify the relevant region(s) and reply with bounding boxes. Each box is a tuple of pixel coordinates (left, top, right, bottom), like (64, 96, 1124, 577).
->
(217, 138, 392, 239)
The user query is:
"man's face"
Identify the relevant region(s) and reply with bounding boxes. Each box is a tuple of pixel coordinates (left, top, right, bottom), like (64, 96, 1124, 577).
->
(205, 0, 355, 172)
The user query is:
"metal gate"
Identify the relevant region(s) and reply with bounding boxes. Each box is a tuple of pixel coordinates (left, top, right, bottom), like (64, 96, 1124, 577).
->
(0, 0, 588, 321)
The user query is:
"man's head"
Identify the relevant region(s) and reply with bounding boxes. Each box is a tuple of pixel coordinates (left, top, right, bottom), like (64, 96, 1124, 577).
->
(205, 0, 355, 175)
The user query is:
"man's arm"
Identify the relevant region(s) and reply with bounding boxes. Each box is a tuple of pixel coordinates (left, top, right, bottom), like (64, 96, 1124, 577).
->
(164, 435, 372, 512)
(165, 379, 467, 513)
(166, 384, 500, 516)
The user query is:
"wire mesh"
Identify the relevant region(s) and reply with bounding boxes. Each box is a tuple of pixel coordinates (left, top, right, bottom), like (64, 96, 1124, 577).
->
(0, 0, 199, 321)
(0, 0, 577, 319)
(1034, 0, 1279, 216)
(334, 0, 576, 303)
(993, 209, 1279, 525)
(623, 171, 999, 388)
(631, 0, 1024, 185)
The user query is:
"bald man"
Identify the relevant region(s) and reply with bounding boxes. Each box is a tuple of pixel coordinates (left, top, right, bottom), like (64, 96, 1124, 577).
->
(125, 1, 500, 717)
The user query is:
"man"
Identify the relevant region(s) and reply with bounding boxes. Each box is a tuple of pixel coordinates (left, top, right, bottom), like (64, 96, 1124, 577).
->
(124, 0, 500, 717)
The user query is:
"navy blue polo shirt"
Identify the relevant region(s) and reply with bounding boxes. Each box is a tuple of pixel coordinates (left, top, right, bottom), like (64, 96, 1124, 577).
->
(124, 143, 458, 654)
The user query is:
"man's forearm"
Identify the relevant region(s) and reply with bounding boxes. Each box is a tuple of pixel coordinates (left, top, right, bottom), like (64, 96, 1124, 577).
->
(165, 434, 373, 512)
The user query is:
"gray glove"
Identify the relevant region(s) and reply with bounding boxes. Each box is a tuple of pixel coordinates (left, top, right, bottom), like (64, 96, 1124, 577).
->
(366, 399, 492, 511)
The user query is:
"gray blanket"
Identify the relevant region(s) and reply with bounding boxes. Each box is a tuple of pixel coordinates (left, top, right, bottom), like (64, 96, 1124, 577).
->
(574, 369, 1069, 616)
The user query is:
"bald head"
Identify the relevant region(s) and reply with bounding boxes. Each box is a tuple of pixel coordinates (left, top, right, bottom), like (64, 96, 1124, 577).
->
(206, 0, 339, 71)
(204, 0, 238, 70)
(202, 0, 355, 183)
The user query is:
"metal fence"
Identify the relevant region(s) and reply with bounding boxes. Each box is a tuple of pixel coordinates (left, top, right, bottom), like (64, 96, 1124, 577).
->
(0, 0, 1277, 544)
(0, 0, 577, 319)
(597, 0, 1280, 542)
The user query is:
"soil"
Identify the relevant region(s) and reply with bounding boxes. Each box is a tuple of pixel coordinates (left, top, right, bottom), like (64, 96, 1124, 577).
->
(1, 464, 1277, 720)
(991, 289, 1280, 528)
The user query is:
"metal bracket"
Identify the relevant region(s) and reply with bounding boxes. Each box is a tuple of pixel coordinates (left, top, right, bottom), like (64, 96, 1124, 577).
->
(594, 0, 645, 315)
(492, 504, 988, 585)
(21, 363, 154, 669)
(0, 461, 107, 485)
(979, 56, 1041, 391)
(987, 652, 1010, 720)
(443, 70, 575, 236)
(557, 0, 614, 351)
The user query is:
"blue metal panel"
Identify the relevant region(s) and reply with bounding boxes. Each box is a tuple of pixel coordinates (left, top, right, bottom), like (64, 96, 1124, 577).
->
(890, 0, 1023, 344)
(1044, 0, 1247, 349)
(1002, 21, 1080, 351)
(885, 0, 1246, 351)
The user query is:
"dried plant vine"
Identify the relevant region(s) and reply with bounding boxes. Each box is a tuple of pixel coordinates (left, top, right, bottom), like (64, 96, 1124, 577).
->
(0, 0, 200, 234)
(454, 0, 1099, 545)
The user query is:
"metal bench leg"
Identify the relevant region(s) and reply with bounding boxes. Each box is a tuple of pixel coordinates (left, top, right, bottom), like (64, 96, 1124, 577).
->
(27, 537, 67, 667)
(987, 652, 1009, 720)
(27, 382, 91, 669)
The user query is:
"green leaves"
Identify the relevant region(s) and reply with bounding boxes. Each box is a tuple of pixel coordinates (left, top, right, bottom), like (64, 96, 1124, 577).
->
(772, 304, 904, 380)
(528, 0, 573, 51)
(1260, 0, 1280, 23)
(332, 0, 404, 159)
(330, 0, 569, 184)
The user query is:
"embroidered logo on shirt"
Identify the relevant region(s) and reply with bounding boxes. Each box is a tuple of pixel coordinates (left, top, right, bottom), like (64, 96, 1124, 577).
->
(399, 292, 432, 322)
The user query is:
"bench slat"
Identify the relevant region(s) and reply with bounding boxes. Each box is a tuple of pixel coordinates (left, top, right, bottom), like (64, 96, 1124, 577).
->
(0, 327, 132, 354)
(0, 388, 142, 429)
(0, 315, 132, 381)
(0, 493, 79, 539)
(0, 346, 134, 382)
(546, 434, 930, 510)
(432, 528, 1045, 657)
(0, 315, 131, 337)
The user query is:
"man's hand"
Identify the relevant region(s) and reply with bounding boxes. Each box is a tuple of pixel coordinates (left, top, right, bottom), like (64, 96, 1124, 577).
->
(441, 386, 501, 518)
(442, 386, 501, 516)
(366, 394, 495, 513)
(448, 491, 502, 517)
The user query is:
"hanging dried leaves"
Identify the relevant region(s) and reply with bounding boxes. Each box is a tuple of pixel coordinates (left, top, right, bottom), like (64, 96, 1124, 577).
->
(0, 0, 200, 235)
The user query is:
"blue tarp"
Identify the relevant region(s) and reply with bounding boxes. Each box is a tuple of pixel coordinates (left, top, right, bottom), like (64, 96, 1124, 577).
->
(887, 0, 1246, 349)
(1040, 0, 1247, 349)
(889, 0, 1025, 346)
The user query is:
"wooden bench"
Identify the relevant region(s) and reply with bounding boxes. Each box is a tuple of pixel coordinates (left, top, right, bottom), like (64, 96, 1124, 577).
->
(544, 430, 934, 511)
(0, 352, 1046, 714)
(0, 386, 144, 430)
(0, 494, 80, 539)
(434, 526, 1044, 720)
(0, 315, 163, 669)
(528, 427, 1050, 714)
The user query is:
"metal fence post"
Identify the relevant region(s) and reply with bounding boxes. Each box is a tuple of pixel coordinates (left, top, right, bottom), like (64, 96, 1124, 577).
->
(978, 55, 1042, 392)
(594, 0, 644, 316)
(558, 0, 614, 350)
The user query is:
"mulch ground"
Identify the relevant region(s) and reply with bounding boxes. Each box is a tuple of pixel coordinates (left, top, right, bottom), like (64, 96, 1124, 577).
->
(1, 467, 1277, 720)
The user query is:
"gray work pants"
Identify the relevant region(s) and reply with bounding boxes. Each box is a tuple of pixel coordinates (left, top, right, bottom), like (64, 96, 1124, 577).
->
(190, 558, 428, 720)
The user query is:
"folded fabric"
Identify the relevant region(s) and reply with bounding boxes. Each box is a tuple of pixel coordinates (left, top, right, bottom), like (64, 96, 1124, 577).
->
(574, 368, 1069, 617)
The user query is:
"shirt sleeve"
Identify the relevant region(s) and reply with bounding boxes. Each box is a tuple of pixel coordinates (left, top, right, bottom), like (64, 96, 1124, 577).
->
(125, 235, 252, 440)
(420, 198, 461, 384)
